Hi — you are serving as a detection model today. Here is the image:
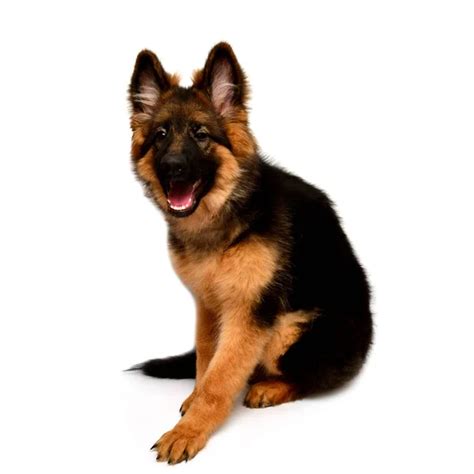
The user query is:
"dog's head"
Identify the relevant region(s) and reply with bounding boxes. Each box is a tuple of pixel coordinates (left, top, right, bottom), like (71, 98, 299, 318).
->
(128, 43, 257, 226)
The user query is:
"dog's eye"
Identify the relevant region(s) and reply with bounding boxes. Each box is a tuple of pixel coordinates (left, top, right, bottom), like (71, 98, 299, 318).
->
(194, 129, 209, 142)
(156, 126, 168, 140)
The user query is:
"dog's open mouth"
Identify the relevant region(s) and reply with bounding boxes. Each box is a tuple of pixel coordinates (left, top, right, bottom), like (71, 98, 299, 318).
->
(166, 180, 201, 215)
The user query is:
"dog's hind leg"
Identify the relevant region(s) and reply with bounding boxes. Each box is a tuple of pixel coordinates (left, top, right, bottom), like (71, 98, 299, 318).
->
(243, 378, 299, 408)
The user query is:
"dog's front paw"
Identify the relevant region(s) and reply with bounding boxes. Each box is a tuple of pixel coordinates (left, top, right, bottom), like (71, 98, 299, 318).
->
(179, 389, 196, 416)
(151, 426, 207, 464)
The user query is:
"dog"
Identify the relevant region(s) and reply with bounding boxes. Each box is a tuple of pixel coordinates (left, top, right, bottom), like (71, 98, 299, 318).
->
(127, 42, 373, 464)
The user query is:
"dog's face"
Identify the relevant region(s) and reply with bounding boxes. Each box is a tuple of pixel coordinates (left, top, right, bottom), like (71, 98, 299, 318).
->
(128, 43, 256, 222)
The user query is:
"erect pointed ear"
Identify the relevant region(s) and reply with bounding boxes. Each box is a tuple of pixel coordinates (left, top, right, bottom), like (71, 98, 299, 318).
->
(129, 50, 171, 119)
(194, 42, 249, 117)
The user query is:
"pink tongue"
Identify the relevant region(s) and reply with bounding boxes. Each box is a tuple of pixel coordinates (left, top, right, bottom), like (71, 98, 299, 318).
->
(168, 182, 195, 208)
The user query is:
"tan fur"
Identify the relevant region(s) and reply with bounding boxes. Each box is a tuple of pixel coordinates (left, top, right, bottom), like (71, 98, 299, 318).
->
(155, 311, 272, 463)
(244, 379, 298, 408)
(179, 301, 218, 417)
(191, 68, 204, 85)
(170, 235, 279, 312)
(223, 109, 256, 158)
(169, 236, 283, 430)
(134, 148, 168, 209)
(170, 233, 278, 422)
(168, 73, 181, 88)
(195, 301, 218, 382)
(260, 310, 317, 376)
(176, 241, 283, 417)
(130, 123, 147, 156)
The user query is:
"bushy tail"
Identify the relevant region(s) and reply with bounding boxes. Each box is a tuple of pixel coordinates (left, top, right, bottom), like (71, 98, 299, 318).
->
(126, 350, 196, 379)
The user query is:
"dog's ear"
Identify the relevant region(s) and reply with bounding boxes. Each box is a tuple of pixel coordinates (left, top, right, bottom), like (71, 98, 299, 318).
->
(129, 50, 171, 119)
(194, 42, 248, 117)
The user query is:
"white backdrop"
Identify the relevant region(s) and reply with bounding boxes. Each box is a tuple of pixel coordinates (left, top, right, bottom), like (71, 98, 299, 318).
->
(1, 1, 473, 473)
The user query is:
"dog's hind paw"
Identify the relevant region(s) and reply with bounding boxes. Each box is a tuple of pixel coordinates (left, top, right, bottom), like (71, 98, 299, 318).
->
(244, 379, 298, 408)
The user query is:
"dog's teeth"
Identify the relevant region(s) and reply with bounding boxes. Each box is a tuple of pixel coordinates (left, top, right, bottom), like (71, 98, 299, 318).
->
(168, 200, 195, 211)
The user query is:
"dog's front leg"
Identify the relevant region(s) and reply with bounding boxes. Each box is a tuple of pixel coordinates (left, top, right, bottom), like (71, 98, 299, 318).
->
(179, 300, 218, 416)
(153, 310, 270, 463)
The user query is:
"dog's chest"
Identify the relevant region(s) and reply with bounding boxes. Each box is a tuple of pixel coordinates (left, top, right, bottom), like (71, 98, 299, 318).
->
(170, 250, 222, 307)
(169, 237, 278, 312)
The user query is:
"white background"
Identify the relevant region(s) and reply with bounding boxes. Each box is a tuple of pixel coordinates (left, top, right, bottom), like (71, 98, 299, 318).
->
(1, 1, 473, 473)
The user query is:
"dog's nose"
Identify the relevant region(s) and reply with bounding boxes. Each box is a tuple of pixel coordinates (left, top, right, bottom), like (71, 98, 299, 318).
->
(160, 154, 188, 179)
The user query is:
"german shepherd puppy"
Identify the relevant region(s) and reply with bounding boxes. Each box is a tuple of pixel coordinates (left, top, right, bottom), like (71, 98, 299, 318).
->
(127, 42, 373, 464)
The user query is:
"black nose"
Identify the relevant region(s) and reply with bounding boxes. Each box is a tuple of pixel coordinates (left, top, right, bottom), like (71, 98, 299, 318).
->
(160, 154, 188, 180)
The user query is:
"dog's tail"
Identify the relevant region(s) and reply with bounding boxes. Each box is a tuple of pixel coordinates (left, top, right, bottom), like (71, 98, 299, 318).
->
(126, 350, 196, 379)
